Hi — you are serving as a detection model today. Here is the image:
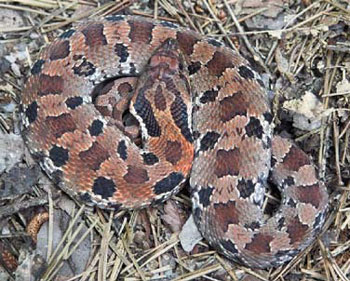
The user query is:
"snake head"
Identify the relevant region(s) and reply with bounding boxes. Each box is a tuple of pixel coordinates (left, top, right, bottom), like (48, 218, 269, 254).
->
(148, 38, 187, 79)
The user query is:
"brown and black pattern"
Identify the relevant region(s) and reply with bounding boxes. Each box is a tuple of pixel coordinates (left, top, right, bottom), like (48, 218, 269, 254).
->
(20, 16, 328, 269)
(49, 40, 70, 60)
(46, 113, 76, 138)
(81, 23, 107, 47)
(79, 141, 110, 171)
(38, 74, 64, 96)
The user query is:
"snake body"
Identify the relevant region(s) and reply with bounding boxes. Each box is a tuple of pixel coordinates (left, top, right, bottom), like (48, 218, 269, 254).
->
(21, 16, 328, 268)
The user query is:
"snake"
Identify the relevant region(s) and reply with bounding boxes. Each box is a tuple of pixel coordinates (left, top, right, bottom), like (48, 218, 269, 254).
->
(20, 15, 328, 268)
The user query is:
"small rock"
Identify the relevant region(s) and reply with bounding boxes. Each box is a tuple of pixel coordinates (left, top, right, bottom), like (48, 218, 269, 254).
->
(282, 91, 324, 131)
(0, 133, 25, 174)
(179, 215, 202, 252)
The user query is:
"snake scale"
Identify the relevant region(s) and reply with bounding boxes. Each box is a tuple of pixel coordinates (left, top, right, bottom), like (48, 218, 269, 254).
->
(20, 15, 328, 268)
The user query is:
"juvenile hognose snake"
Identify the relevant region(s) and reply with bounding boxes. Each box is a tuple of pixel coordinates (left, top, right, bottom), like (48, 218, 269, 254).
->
(21, 15, 328, 268)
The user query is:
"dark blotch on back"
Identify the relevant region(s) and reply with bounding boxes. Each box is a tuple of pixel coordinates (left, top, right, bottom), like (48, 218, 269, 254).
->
(197, 186, 214, 207)
(176, 31, 200, 56)
(245, 117, 263, 139)
(296, 184, 323, 208)
(92, 177, 116, 199)
(89, 119, 104, 136)
(215, 148, 240, 178)
(142, 152, 159, 165)
(238, 65, 255, 79)
(79, 142, 110, 170)
(66, 96, 83, 109)
(38, 74, 64, 96)
(115, 43, 129, 63)
(46, 113, 76, 138)
(200, 131, 220, 152)
(219, 91, 248, 122)
(49, 145, 69, 167)
(212, 201, 239, 232)
(31, 59, 45, 75)
(128, 20, 154, 44)
(25, 101, 38, 123)
(165, 140, 182, 165)
(283, 146, 310, 171)
(154, 172, 184, 195)
(81, 23, 107, 47)
(206, 51, 234, 77)
(123, 165, 149, 184)
(286, 217, 308, 244)
(117, 140, 127, 161)
(49, 40, 70, 60)
(245, 233, 273, 254)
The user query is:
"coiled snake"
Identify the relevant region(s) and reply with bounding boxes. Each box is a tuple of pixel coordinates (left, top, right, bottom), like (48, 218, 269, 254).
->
(21, 16, 328, 268)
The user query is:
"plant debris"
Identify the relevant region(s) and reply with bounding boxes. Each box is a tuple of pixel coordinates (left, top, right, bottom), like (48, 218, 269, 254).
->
(1, 0, 350, 280)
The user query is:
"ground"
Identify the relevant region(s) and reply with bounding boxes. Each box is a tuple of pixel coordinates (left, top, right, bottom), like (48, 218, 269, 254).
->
(0, 0, 350, 280)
